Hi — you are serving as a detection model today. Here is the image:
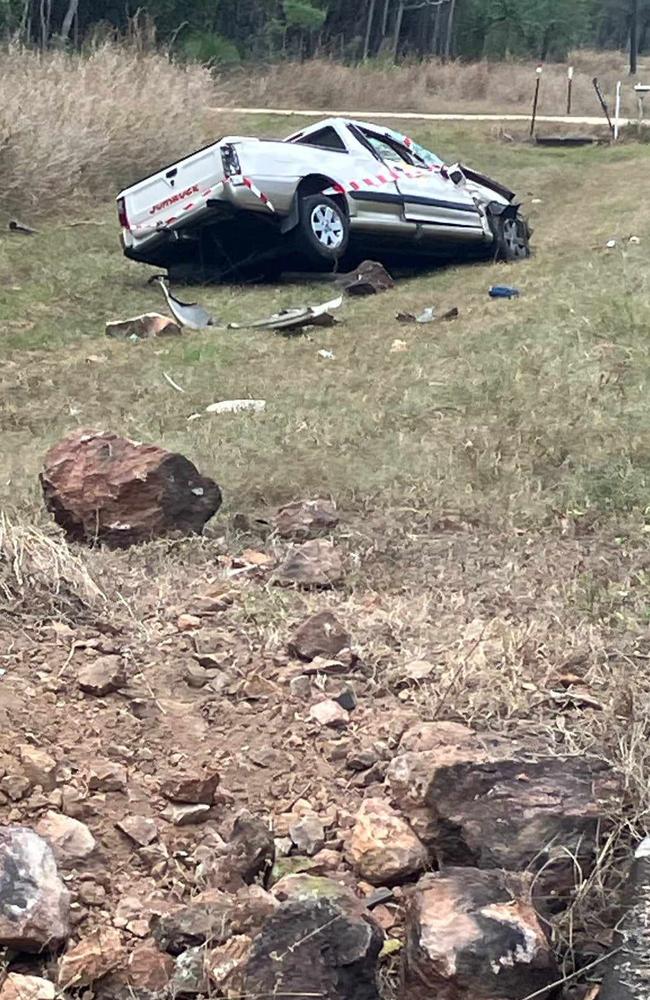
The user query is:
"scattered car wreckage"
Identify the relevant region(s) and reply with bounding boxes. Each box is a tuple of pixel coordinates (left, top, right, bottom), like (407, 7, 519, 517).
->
(116, 117, 530, 283)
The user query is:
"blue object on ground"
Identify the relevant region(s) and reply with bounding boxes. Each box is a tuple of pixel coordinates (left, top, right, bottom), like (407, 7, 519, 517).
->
(489, 285, 520, 299)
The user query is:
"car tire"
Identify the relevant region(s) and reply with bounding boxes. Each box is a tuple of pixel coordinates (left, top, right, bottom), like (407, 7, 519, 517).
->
(296, 194, 350, 266)
(492, 212, 530, 262)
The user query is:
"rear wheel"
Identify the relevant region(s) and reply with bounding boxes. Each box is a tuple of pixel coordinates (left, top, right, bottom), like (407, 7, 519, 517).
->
(492, 212, 530, 262)
(295, 194, 349, 267)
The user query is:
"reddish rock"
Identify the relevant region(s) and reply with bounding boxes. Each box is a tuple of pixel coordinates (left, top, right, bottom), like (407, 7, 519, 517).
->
(289, 611, 351, 661)
(35, 811, 96, 866)
(161, 803, 210, 826)
(348, 798, 428, 886)
(402, 868, 558, 1000)
(116, 814, 158, 847)
(40, 429, 222, 547)
(0, 976, 55, 1000)
(160, 769, 219, 805)
(309, 699, 349, 729)
(275, 540, 343, 588)
(86, 760, 128, 792)
(434, 757, 614, 899)
(77, 655, 126, 696)
(207, 935, 251, 993)
(18, 745, 57, 790)
(385, 723, 513, 844)
(274, 499, 339, 540)
(127, 941, 175, 992)
(58, 926, 124, 987)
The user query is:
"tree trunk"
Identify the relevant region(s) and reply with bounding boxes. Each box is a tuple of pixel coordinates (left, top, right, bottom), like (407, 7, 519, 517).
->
(381, 0, 391, 39)
(392, 0, 404, 60)
(432, 2, 442, 56)
(444, 0, 457, 59)
(630, 0, 639, 75)
(363, 0, 377, 60)
(59, 0, 79, 41)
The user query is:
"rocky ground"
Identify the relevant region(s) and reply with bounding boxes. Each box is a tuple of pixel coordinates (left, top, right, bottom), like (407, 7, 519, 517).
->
(0, 463, 631, 1000)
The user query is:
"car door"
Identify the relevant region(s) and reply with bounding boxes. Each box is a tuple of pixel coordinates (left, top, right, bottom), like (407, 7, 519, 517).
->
(358, 127, 485, 240)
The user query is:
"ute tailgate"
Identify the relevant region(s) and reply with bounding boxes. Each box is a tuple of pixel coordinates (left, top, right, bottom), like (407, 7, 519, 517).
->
(120, 142, 226, 239)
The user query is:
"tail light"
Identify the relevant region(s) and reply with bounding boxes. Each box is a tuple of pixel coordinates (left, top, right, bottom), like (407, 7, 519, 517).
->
(221, 143, 241, 177)
(117, 197, 130, 230)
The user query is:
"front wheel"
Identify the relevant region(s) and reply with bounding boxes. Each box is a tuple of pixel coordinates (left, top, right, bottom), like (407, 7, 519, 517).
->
(295, 194, 350, 267)
(492, 212, 530, 262)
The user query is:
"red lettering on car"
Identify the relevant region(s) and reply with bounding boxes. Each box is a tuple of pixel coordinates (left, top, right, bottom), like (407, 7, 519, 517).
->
(149, 185, 199, 216)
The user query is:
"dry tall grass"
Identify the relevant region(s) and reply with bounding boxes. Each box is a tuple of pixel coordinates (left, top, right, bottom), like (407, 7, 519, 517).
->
(229, 49, 648, 119)
(0, 44, 220, 217)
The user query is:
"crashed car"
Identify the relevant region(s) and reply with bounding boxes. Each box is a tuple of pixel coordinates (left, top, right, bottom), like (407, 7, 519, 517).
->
(116, 117, 530, 281)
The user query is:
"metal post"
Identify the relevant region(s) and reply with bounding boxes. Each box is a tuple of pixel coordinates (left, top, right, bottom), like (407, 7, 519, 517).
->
(593, 76, 615, 138)
(614, 80, 622, 140)
(529, 64, 543, 139)
(566, 65, 573, 115)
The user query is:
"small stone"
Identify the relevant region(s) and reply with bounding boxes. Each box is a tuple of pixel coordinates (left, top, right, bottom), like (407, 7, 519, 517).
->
(35, 811, 96, 865)
(78, 882, 106, 907)
(160, 769, 219, 804)
(18, 746, 57, 790)
(117, 814, 158, 846)
(114, 895, 159, 937)
(288, 611, 350, 661)
(0, 773, 31, 801)
(311, 848, 341, 871)
(346, 748, 380, 772)
(0, 975, 56, 1000)
(0, 827, 70, 951)
(289, 675, 312, 699)
(274, 499, 339, 541)
(396, 659, 435, 688)
(275, 837, 293, 858)
(348, 798, 428, 886)
(335, 685, 357, 712)
(184, 664, 209, 688)
(309, 699, 349, 729)
(177, 613, 202, 632)
(58, 926, 124, 987)
(161, 803, 210, 826)
(289, 815, 325, 857)
(127, 941, 175, 992)
(87, 760, 128, 792)
(275, 540, 343, 588)
(77, 655, 126, 696)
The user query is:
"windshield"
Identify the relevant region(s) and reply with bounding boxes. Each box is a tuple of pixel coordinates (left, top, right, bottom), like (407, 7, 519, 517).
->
(384, 127, 444, 168)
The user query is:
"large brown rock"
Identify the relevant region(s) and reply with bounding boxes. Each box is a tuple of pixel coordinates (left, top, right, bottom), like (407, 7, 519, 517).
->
(402, 869, 558, 1000)
(348, 798, 428, 886)
(58, 927, 124, 987)
(160, 768, 219, 805)
(289, 611, 351, 661)
(40, 430, 221, 547)
(387, 727, 618, 903)
(127, 941, 175, 992)
(0, 827, 70, 952)
(244, 893, 383, 1000)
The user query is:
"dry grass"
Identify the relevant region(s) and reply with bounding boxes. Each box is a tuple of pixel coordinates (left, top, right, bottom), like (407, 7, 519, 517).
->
(228, 48, 650, 119)
(0, 43, 222, 218)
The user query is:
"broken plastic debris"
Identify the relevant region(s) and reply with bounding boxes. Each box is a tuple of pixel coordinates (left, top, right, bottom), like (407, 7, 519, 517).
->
(397, 306, 459, 324)
(489, 286, 520, 299)
(205, 400, 266, 415)
(105, 313, 182, 340)
(318, 350, 335, 360)
(606, 239, 617, 249)
(390, 339, 408, 353)
(629, 235, 641, 245)
(228, 296, 343, 332)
